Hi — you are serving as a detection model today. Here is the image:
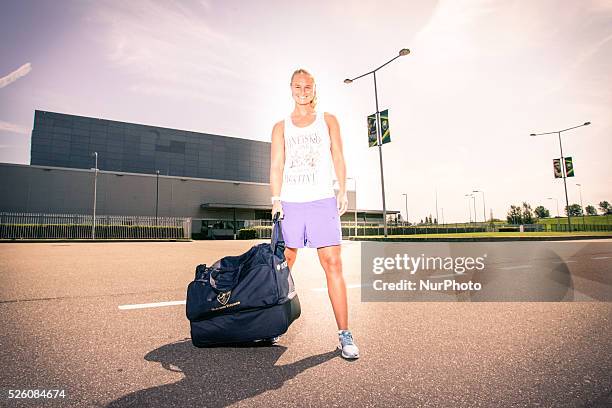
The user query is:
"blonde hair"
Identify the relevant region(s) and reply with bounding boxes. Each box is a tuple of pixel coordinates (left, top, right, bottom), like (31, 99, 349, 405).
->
(290, 68, 317, 109)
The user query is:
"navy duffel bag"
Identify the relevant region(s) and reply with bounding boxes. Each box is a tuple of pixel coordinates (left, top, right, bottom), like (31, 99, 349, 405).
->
(186, 214, 301, 347)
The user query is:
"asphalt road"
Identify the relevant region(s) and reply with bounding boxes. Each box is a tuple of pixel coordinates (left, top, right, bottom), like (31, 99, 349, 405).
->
(0, 239, 610, 407)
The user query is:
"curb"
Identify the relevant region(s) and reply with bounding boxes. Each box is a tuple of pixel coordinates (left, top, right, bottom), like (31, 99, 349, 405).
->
(348, 235, 612, 242)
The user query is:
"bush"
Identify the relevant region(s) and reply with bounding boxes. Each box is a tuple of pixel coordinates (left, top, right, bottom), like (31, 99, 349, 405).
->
(0, 223, 184, 239)
(237, 228, 258, 239)
(498, 226, 520, 232)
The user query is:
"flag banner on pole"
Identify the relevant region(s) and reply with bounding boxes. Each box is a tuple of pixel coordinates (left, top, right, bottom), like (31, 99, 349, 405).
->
(564, 157, 574, 177)
(553, 159, 563, 178)
(367, 113, 377, 147)
(380, 109, 391, 145)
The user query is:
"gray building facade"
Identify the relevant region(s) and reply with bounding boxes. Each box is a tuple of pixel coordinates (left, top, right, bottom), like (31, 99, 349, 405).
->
(30, 110, 270, 183)
(0, 163, 379, 238)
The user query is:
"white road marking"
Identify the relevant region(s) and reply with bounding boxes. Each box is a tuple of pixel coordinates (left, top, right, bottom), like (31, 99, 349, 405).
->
(552, 260, 577, 264)
(119, 300, 185, 310)
(498, 265, 532, 270)
(592, 256, 612, 260)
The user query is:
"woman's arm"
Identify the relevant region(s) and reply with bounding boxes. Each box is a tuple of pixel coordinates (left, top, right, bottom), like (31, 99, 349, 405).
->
(270, 120, 285, 216)
(325, 112, 348, 216)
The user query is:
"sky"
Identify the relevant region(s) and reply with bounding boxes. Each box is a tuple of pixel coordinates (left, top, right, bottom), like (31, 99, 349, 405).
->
(1, 0, 611, 223)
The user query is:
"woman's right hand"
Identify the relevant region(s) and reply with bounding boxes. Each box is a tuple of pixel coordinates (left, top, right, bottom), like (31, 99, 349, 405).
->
(272, 200, 284, 220)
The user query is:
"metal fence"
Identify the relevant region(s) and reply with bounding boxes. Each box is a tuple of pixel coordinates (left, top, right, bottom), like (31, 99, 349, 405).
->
(546, 223, 612, 232)
(0, 212, 191, 240)
(239, 220, 612, 240)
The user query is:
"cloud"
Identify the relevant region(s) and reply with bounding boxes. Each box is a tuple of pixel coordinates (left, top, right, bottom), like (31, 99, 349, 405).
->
(0, 63, 32, 88)
(0, 120, 30, 135)
(95, 2, 251, 103)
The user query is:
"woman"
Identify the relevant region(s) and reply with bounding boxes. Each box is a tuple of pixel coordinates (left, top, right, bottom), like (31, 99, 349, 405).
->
(269, 68, 359, 359)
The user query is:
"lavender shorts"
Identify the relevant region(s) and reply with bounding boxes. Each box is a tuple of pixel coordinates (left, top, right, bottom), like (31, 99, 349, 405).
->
(280, 196, 342, 248)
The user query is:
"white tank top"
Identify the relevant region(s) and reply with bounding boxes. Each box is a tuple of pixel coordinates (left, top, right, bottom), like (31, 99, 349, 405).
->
(280, 111, 336, 202)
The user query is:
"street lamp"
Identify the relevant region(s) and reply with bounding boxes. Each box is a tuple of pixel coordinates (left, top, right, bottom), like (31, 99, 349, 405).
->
(91, 152, 98, 240)
(530, 121, 590, 231)
(344, 48, 410, 237)
(576, 183, 585, 228)
(473, 190, 487, 226)
(155, 170, 160, 225)
(464, 194, 473, 224)
(401, 193, 409, 225)
(346, 177, 358, 237)
(465, 193, 477, 223)
(435, 189, 439, 225)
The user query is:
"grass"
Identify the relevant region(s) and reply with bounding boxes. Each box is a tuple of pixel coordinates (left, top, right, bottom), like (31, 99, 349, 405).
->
(354, 231, 612, 239)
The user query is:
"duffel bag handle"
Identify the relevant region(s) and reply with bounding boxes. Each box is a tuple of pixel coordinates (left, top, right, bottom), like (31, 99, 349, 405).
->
(272, 211, 285, 257)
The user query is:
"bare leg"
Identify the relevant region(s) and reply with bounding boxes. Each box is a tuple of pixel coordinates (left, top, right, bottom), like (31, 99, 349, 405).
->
(284, 247, 298, 270)
(317, 245, 348, 330)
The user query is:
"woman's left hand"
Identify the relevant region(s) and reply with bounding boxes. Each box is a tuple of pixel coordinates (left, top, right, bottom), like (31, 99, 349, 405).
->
(337, 190, 348, 216)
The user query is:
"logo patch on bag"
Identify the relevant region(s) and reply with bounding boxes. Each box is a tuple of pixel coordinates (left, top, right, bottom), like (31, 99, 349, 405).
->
(217, 291, 231, 305)
(276, 261, 288, 271)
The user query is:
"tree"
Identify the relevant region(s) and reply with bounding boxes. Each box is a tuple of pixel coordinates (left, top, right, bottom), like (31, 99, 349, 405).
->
(534, 205, 550, 219)
(506, 205, 522, 224)
(585, 205, 597, 216)
(522, 202, 534, 224)
(565, 203, 583, 217)
(599, 201, 612, 215)
(434, 218, 438, 224)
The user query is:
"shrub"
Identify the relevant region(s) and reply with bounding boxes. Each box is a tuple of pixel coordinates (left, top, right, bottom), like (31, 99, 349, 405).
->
(238, 228, 258, 239)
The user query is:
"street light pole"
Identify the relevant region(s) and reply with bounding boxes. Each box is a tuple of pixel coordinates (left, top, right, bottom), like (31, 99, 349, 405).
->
(372, 70, 388, 235)
(91, 152, 98, 240)
(346, 177, 358, 237)
(155, 170, 160, 225)
(466, 193, 477, 224)
(530, 121, 590, 232)
(344, 48, 410, 237)
(435, 188, 439, 225)
(465, 194, 473, 224)
(473, 190, 486, 227)
(576, 183, 585, 228)
(402, 193, 408, 225)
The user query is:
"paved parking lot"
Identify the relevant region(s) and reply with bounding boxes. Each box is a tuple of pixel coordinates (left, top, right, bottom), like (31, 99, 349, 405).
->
(1, 240, 610, 407)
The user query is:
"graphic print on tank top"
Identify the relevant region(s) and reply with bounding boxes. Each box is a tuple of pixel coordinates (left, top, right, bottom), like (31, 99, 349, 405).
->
(284, 130, 322, 186)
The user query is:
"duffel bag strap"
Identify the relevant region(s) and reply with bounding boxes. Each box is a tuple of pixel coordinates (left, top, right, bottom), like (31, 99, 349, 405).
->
(272, 212, 285, 257)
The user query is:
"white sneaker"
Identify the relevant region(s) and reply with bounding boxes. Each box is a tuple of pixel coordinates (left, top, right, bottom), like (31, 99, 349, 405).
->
(338, 330, 359, 359)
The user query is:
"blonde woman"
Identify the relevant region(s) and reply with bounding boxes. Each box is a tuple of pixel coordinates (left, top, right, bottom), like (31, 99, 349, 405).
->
(270, 69, 359, 359)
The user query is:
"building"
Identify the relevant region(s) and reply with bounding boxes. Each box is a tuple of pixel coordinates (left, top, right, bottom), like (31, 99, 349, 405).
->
(30, 110, 269, 183)
(1, 110, 397, 238)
